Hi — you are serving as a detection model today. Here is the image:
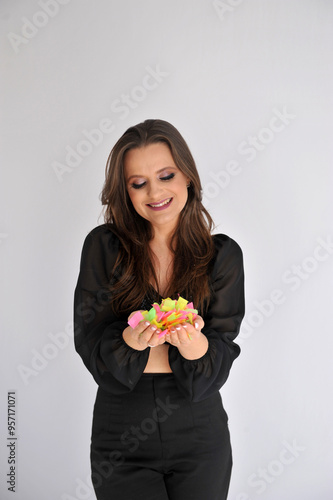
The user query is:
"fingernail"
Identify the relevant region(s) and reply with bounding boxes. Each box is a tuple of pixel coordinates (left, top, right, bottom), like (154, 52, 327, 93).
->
(176, 326, 181, 331)
(151, 325, 157, 331)
(144, 322, 150, 327)
(194, 322, 199, 329)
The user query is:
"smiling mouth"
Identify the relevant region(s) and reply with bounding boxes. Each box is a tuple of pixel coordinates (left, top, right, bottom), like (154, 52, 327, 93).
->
(147, 197, 172, 208)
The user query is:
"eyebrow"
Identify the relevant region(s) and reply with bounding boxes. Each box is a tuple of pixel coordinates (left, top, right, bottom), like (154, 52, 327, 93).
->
(126, 166, 177, 182)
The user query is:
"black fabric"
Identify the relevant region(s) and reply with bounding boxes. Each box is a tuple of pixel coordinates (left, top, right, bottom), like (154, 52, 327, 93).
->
(73, 224, 245, 402)
(90, 373, 232, 500)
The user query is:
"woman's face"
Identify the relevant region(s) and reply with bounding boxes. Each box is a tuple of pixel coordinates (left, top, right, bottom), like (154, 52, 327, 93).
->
(124, 142, 190, 234)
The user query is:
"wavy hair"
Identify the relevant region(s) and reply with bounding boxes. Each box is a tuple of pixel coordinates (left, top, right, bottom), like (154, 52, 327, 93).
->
(100, 119, 215, 315)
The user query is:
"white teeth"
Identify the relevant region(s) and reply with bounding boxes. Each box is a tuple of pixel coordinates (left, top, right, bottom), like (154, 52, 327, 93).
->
(149, 198, 171, 208)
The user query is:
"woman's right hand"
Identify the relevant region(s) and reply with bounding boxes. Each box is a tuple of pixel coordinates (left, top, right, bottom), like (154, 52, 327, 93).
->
(123, 311, 165, 351)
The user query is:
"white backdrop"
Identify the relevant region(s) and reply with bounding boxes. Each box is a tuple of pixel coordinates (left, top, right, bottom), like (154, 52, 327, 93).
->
(1, 1, 333, 499)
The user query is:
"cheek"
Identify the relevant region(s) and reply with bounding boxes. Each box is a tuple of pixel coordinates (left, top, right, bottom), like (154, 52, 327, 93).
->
(127, 190, 144, 212)
(127, 188, 137, 202)
(178, 183, 189, 201)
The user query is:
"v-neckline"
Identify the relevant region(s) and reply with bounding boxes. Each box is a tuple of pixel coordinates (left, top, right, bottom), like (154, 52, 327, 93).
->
(148, 283, 164, 301)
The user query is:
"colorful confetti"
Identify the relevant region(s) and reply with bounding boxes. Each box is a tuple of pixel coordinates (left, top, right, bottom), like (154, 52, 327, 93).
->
(128, 296, 198, 338)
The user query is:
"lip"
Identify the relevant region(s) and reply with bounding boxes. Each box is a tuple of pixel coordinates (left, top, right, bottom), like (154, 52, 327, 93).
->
(146, 197, 173, 211)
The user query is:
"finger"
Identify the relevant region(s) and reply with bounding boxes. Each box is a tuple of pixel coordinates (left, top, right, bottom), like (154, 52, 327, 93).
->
(132, 320, 166, 347)
(147, 330, 164, 348)
(133, 321, 151, 335)
(176, 324, 194, 343)
(136, 323, 157, 346)
(193, 315, 204, 331)
(167, 327, 187, 345)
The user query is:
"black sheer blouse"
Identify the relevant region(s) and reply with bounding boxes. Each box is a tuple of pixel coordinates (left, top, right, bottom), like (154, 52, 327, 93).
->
(73, 224, 245, 402)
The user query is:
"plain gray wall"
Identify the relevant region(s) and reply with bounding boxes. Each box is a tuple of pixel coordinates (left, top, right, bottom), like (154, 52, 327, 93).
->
(1, 1, 333, 499)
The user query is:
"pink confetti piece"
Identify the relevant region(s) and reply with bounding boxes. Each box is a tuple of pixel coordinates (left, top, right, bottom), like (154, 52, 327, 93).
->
(128, 311, 144, 329)
(158, 329, 169, 338)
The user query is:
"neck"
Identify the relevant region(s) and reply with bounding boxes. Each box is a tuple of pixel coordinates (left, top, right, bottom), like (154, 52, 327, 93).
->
(150, 224, 175, 249)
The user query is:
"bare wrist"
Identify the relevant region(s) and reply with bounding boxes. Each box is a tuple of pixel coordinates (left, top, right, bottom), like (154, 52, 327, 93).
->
(177, 332, 209, 360)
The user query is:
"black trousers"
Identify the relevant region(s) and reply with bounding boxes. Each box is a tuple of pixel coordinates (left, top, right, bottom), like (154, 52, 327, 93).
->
(90, 374, 232, 500)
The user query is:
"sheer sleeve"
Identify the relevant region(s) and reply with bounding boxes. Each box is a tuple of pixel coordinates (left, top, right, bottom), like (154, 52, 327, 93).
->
(168, 234, 245, 402)
(73, 225, 150, 394)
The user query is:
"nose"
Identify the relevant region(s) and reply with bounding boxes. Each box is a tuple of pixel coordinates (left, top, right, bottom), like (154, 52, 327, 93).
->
(146, 180, 163, 200)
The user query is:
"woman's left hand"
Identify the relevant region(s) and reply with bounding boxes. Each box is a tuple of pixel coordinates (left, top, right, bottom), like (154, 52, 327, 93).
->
(165, 315, 204, 345)
(164, 315, 209, 360)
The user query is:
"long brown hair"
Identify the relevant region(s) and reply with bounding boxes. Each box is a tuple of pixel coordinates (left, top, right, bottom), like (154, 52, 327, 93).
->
(100, 119, 215, 314)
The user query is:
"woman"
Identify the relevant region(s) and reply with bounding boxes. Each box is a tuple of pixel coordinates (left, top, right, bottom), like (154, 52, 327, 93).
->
(74, 119, 245, 500)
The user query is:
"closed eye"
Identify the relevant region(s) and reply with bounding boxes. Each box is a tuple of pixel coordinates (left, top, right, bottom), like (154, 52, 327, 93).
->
(160, 173, 175, 181)
(131, 181, 146, 189)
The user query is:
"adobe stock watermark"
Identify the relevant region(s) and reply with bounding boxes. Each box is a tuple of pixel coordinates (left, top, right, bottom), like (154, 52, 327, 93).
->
(51, 64, 169, 183)
(238, 235, 333, 344)
(7, 0, 71, 54)
(16, 276, 132, 386)
(213, 0, 244, 22)
(17, 321, 73, 385)
(61, 397, 180, 500)
(234, 438, 306, 499)
(202, 106, 296, 203)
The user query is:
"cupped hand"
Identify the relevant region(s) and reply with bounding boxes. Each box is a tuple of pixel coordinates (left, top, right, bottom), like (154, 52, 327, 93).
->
(164, 315, 205, 347)
(125, 310, 166, 350)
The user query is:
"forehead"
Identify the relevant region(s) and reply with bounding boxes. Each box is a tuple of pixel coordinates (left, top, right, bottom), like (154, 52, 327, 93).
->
(124, 143, 176, 175)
